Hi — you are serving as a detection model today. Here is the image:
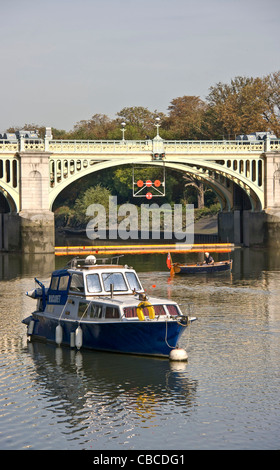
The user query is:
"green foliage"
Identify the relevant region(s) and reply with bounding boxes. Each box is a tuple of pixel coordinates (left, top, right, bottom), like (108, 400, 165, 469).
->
(73, 185, 112, 226)
(194, 203, 221, 220)
(54, 205, 74, 228)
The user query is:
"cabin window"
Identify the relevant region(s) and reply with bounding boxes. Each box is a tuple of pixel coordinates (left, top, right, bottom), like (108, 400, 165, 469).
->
(78, 302, 89, 318)
(166, 305, 179, 316)
(102, 272, 128, 292)
(69, 273, 84, 292)
(91, 304, 103, 318)
(58, 275, 70, 291)
(86, 274, 102, 293)
(105, 306, 120, 319)
(123, 304, 165, 318)
(123, 307, 137, 318)
(125, 272, 142, 291)
(50, 276, 59, 290)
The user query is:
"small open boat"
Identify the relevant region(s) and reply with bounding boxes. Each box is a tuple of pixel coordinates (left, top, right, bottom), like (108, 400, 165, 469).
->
(23, 255, 196, 359)
(172, 260, 233, 274)
(166, 253, 232, 275)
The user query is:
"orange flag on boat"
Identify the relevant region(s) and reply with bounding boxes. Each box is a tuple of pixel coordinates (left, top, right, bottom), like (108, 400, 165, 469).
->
(166, 253, 172, 269)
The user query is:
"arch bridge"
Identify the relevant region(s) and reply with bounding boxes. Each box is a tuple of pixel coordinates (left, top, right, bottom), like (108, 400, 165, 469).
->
(1, 130, 280, 251)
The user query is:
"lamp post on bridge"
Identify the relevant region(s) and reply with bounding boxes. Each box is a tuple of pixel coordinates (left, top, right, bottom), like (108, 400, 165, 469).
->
(152, 117, 165, 160)
(155, 116, 161, 137)
(121, 122, 126, 141)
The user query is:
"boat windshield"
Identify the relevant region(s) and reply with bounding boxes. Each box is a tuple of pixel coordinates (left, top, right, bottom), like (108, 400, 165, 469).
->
(125, 272, 142, 291)
(86, 274, 102, 293)
(69, 273, 85, 293)
(102, 272, 128, 292)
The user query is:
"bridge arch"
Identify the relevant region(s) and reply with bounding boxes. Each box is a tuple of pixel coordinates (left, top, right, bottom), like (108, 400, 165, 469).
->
(0, 184, 18, 212)
(49, 156, 263, 212)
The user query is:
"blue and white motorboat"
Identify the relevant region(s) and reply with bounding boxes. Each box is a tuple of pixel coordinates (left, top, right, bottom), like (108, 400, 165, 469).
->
(22, 256, 196, 359)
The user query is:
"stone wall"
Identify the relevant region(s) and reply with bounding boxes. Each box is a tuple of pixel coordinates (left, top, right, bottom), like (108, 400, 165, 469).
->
(1, 211, 54, 253)
(218, 210, 280, 247)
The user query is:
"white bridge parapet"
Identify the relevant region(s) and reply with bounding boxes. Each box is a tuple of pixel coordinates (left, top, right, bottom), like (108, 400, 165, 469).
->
(1, 137, 280, 155)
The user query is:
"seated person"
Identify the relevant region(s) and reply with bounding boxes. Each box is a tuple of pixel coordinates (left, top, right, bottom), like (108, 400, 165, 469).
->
(204, 252, 214, 265)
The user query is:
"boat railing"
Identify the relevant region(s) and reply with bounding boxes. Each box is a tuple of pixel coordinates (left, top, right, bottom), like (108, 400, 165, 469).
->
(66, 255, 125, 269)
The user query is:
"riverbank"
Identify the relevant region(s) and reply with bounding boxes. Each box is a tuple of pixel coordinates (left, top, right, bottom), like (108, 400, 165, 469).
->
(56, 214, 219, 247)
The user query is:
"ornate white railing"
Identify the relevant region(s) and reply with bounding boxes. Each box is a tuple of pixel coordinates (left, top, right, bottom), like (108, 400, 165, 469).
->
(1, 138, 280, 154)
(47, 139, 267, 154)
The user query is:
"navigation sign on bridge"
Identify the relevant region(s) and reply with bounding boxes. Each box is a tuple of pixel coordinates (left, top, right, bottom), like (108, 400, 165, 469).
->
(132, 164, 165, 199)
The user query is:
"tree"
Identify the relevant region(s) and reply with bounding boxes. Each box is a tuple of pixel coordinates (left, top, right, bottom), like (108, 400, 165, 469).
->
(183, 174, 205, 209)
(262, 71, 280, 137)
(116, 107, 165, 139)
(6, 123, 46, 137)
(205, 75, 276, 138)
(73, 184, 112, 225)
(163, 96, 207, 139)
(71, 114, 117, 140)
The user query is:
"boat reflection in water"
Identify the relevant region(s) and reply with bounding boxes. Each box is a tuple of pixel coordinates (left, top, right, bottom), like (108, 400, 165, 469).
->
(26, 340, 198, 426)
(23, 256, 196, 359)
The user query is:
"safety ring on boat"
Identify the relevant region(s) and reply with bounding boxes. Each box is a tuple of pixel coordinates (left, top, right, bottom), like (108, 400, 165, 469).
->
(136, 301, 155, 321)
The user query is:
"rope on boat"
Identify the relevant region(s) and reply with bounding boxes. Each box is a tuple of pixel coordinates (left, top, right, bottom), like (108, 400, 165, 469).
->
(165, 303, 194, 350)
(78, 301, 93, 323)
(165, 318, 174, 350)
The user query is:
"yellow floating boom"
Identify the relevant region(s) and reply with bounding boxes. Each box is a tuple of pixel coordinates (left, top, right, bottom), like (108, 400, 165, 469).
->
(55, 243, 234, 256)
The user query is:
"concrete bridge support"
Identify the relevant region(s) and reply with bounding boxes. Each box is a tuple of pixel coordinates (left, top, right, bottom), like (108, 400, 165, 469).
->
(218, 210, 267, 246)
(2, 152, 55, 253)
(18, 151, 54, 253)
(218, 152, 280, 247)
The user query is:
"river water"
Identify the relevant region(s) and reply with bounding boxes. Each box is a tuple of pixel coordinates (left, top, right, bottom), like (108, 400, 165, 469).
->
(0, 248, 280, 450)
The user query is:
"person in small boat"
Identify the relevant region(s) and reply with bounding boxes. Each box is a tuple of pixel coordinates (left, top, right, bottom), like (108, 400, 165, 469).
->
(204, 252, 214, 265)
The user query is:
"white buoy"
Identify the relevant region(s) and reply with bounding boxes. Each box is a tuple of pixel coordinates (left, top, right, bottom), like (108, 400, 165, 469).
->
(75, 326, 83, 350)
(169, 348, 188, 362)
(55, 324, 63, 346)
(27, 319, 35, 335)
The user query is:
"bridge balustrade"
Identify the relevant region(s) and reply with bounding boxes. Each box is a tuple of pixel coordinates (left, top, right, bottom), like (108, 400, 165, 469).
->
(2, 138, 280, 154)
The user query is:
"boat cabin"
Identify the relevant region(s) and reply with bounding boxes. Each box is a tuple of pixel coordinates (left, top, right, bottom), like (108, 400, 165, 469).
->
(42, 262, 182, 321)
(46, 263, 144, 306)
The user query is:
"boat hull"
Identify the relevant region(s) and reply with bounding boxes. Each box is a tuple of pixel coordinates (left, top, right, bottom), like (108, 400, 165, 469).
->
(24, 314, 188, 358)
(174, 260, 232, 274)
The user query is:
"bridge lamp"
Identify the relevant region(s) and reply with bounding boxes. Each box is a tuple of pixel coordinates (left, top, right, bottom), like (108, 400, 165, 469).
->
(155, 117, 161, 137)
(121, 122, 126, 141)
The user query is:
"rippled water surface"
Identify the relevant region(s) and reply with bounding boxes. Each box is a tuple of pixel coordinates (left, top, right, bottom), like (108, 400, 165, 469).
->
(0, 249, 280, 450)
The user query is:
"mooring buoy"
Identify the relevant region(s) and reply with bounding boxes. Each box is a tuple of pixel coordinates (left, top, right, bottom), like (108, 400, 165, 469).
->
(169, 348, 188, 362)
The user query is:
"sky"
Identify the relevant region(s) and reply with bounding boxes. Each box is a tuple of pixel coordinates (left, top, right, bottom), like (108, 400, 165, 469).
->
(0, 0, 279, 132)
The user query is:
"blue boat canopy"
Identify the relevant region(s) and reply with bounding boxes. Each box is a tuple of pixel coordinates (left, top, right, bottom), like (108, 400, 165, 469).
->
(48, 269, 71, 305)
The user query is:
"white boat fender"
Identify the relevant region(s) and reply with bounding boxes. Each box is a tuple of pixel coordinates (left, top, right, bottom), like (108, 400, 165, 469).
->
(169, 348, 188, 362)
(27, 319, 35, 335)
(75, 326, 83, 350)
(55, 324, 63, 346)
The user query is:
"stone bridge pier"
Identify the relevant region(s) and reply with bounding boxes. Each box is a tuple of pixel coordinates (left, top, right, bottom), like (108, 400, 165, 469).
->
(218, 151, 280, 247)
(3, 151, 55, 253)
